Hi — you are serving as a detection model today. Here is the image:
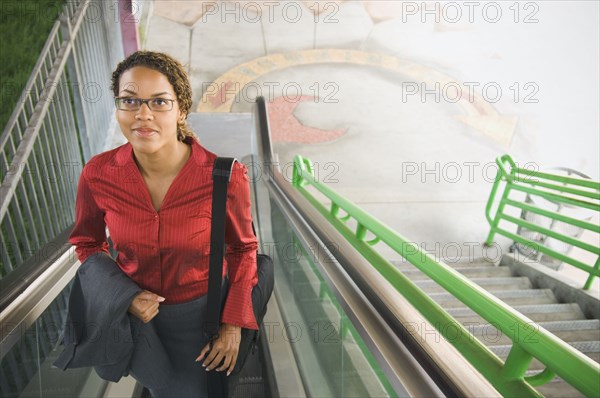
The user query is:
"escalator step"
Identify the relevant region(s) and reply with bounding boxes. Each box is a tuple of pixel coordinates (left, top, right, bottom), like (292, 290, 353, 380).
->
(231, 376, 265, 398)
(141, 376, 268, 398)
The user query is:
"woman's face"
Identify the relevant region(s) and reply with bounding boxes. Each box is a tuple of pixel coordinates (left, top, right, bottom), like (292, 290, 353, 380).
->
(115, 66, 184, 155)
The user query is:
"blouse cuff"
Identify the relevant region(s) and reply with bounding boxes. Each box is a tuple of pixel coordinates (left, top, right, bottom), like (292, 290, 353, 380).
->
(221, 282, 259, 330)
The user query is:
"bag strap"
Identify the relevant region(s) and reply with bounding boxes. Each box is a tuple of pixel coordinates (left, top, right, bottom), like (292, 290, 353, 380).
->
(205, 157, 237, 340)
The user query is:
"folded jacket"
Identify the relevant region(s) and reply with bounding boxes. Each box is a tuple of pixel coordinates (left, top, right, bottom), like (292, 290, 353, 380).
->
(53, 252, 173, 389)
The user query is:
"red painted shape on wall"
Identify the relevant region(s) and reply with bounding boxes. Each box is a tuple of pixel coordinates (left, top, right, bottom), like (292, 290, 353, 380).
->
(268, 96, 347, 144)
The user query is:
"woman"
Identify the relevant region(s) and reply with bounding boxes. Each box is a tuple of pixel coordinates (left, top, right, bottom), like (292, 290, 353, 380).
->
(69, 51, 258, 396)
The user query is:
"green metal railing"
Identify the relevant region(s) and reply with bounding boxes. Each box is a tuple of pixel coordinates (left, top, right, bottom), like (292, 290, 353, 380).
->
(485, 154, 600, 289)
(292, 154, 600, 398)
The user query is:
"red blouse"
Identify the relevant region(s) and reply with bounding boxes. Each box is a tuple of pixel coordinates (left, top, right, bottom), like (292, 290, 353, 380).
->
(69, 136, 259, 329)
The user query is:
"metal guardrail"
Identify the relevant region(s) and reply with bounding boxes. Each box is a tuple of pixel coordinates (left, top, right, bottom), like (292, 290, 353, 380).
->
(292, 154, 600, 397)
(0, 2, 131, 395)
(485, 154, 600, 289)
(0, 0, 122, 278)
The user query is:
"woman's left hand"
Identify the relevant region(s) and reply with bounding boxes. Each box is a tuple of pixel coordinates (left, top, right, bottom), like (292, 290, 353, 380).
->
(196, 323, 241, 375)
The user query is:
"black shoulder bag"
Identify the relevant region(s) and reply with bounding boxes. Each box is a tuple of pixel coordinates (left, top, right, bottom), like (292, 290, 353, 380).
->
(206, 157, 274, 397)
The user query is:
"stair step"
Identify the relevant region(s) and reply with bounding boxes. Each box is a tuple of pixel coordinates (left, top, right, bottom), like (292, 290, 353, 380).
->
(467, 319, 600, 346)
(490, 341, 600, 368)
(447, 303, 585, 324)
(429, 289, 558, 309)
(390, 257, 497, 269)
(533, 378, 586, 398)
(413, 277, 532, 293)
(390, 256, 598, 398)
(401, 266, 512, 280)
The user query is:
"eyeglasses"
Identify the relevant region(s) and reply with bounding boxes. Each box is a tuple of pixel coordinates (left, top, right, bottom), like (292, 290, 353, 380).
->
(114, 97, 176, 112)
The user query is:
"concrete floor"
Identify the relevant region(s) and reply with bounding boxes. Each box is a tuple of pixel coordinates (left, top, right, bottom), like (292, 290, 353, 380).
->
(128, 0, 598, 284)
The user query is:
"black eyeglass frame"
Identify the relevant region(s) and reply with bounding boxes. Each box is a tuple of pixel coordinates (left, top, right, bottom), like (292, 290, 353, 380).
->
(114, 97, 176, 112)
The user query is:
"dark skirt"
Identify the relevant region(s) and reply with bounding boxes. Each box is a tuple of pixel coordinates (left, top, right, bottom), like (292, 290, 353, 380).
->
(149, 295, 209, 397)
(131, 282, 227, 398)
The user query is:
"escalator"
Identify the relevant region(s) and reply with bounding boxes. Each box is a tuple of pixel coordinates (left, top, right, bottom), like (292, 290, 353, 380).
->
(0, 252, 105, 397)
(1, 98, 500, 397)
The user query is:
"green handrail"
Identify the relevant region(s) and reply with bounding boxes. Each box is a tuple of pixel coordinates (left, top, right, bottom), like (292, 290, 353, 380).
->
(292, 154, 600, 398)
(485, 154, 600, 289)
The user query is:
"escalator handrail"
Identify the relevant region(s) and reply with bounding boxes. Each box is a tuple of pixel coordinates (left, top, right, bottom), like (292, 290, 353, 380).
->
(0, 227, 73, 313)
(0, 241, 78, 359)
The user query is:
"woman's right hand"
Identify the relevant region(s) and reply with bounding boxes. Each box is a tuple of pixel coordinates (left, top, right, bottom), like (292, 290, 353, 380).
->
(128, 290, 166, 323)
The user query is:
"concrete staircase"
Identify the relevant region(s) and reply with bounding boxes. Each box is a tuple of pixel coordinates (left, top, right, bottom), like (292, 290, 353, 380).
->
(390, 257, 600, 398)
